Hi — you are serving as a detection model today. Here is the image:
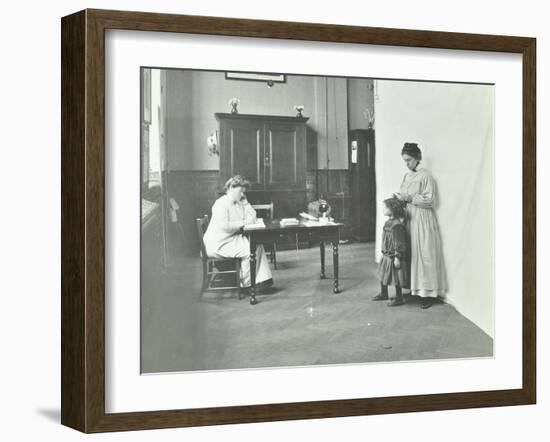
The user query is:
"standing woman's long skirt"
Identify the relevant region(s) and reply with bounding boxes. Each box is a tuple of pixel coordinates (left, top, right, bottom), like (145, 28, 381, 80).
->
(406, 203, 448, 298)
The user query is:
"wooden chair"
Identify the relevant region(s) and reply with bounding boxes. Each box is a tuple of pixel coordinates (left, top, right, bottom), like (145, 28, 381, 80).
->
(251, 202, 277, 269)
(196, 215, 242, 299)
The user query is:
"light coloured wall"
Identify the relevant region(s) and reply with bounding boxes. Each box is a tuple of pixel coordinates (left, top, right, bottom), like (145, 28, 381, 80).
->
(311, 77, 349, 169)
(165, 70, 195, 170)
(374, 80, 494, 337)
(348, 78, 375, 131)
(165, 70, 349, 170)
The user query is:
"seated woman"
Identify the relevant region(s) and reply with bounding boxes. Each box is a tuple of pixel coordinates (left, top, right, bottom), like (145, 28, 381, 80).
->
(203, 175, 273, 302)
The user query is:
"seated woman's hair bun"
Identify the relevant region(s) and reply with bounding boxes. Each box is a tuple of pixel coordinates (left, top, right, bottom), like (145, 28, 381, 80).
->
(224, 175, 251, 192)
(401, 142, 422, 160)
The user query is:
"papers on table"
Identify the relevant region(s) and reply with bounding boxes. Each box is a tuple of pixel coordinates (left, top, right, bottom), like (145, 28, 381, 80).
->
(301, 220, 337, 227)
(243, 217, 337, 230)
(301, 220, 319, 227)
(299, 212, 336, 226)
(243, 218, 266, 231)
(299, 212, 318, 221)
(280, 218, 300, 227)
(301, 220, 320, 227)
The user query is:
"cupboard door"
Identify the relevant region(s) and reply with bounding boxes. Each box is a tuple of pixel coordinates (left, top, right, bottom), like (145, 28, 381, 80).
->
(220, 119, 264, 189)
(349, 129, 376, 241)
(264, 122, 306, 190)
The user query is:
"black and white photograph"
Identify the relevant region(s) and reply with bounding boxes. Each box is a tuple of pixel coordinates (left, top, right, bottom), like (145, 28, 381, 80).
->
(140, 67, 494, 374)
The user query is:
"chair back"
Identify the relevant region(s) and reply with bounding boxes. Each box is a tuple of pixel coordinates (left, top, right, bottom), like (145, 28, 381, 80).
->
(251, 202, 274, 219)
(195, 214, 210, 259)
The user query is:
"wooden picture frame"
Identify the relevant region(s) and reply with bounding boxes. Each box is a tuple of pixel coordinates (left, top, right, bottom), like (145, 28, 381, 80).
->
(61, 9, 536, 433)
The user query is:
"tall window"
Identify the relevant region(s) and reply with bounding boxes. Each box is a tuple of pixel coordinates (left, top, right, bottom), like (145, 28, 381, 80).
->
(141, 68, 161, 195)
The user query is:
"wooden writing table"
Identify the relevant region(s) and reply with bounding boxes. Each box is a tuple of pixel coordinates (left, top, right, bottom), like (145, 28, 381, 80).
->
(244, 219, 343, 305)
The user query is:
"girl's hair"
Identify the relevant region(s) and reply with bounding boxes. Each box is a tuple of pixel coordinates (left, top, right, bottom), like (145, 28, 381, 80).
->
(401, 142, 422, 161)
(224, 175, 250, 192)
(383, 197, 406, 219)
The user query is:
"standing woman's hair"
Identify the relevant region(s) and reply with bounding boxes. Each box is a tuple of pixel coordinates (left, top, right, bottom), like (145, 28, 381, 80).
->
(224, 175, 250, 192)
(383, 197, 406, 219)
(401, 142, 422, 161)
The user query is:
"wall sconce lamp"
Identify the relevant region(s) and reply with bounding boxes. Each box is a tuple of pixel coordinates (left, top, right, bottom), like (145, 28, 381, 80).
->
(207, 131, 219, 156)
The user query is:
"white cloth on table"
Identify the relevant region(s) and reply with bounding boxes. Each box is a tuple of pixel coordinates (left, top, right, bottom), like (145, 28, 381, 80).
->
(203, 194, 272, 288)
(399, 168, 448, 298)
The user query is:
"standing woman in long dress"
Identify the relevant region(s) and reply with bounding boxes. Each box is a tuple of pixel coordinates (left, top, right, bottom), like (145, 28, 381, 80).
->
(203, 175, 273, 301)
(394, 143, 447, 309)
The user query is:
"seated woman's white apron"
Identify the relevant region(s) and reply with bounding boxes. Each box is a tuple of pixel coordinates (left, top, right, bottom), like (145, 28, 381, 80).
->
(203, 194, 272, 288)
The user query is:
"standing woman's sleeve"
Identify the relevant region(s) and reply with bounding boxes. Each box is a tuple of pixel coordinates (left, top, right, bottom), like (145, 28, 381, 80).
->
(398, 173, 407, 193)
(411, 173, 436, 209)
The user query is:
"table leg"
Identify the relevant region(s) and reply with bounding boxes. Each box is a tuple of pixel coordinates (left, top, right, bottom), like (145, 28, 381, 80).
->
(333, 240, 340, 293)
(320, 241, 326, 279)
(249, 238, 258, 305)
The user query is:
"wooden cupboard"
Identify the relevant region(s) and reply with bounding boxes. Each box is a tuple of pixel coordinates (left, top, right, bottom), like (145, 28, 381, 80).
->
(216, 113, 309, 218)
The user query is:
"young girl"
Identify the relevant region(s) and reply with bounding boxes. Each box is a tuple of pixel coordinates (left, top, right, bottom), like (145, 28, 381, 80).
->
(372, 197, 409, 306)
